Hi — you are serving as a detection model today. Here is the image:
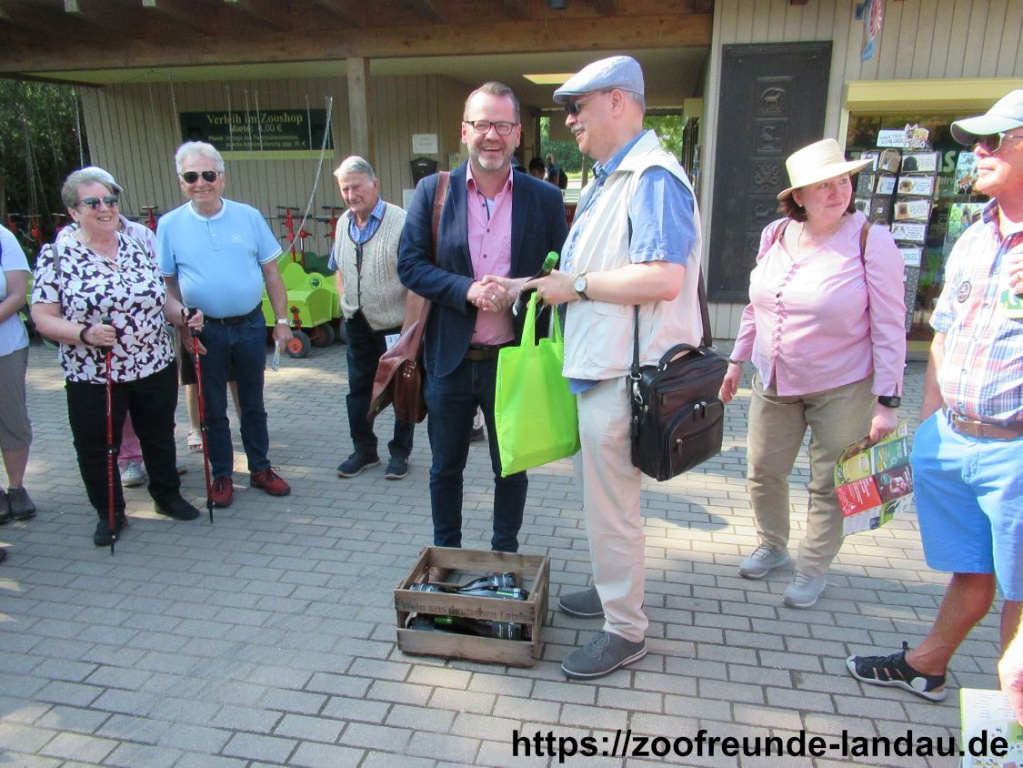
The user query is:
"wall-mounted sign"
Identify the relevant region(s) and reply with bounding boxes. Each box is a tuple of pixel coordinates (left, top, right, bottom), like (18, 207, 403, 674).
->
(179, 110, 333, 153)
(412, 134, 438, 154)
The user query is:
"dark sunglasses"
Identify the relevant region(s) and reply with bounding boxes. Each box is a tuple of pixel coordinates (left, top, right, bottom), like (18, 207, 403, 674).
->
(180, 170, 220, 184)
(975, 132, 1023, 154)
(563, 90, 610, 116)
(78, 195, 119, 210)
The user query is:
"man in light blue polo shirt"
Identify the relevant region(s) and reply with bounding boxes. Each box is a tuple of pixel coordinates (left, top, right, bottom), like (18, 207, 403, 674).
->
(158, 141, 292, 508)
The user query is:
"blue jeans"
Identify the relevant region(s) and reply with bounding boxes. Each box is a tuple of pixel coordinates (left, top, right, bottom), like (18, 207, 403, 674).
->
(424, 356, 527, 552)
(197, 308, 270, 478)
(344, 312, 414, 459)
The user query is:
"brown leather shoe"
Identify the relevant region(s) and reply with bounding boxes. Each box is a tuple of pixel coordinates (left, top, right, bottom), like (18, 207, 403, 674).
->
(427, 566, 451, 584)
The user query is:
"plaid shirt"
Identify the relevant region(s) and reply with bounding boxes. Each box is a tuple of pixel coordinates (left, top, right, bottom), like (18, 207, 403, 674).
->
(931, 201, 1023, 423)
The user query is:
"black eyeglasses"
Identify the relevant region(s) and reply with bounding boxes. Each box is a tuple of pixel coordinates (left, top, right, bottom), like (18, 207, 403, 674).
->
(975, 132, 1023, 154)
(180, 170, 221, 184)
(463, 120, 518, 136)
(78, 195, 119, 210)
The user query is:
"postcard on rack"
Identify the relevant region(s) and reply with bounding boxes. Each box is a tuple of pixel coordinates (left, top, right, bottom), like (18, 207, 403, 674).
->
(835, 423, 913, 536)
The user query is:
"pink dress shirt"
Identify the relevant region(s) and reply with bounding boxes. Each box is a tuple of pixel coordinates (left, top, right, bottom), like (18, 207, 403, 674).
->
(730, 211, 906, 398)
(466, 165, 515, 345)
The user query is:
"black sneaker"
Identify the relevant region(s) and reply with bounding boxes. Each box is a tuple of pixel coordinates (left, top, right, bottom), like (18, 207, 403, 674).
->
(846, 641, 947, 702)
(336, 453, 380, 478)
(384, 455, 409, 480)
(154, 497, 201, 521)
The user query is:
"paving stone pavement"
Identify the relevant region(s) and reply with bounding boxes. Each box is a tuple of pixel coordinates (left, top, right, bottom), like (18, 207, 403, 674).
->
(0, 341, 1001, 767)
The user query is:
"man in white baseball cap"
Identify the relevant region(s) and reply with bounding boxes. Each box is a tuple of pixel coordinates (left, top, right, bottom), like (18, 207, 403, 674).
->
(848, 90, 1023, 703)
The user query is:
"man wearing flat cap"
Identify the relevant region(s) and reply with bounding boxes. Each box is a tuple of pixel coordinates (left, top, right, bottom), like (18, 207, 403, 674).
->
(523, 55, 702, 679)
(848, 90, 1023, 704)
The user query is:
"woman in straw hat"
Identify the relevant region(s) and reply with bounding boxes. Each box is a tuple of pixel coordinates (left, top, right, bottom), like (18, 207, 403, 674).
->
(719, 138, 907, 609)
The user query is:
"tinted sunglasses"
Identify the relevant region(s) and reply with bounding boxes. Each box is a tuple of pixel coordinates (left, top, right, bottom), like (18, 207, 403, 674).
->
(562, 90, 610, 116)
(180, 170, 220, 184)
(79, 195, 119, 210)
(974, 132, 1023, 154)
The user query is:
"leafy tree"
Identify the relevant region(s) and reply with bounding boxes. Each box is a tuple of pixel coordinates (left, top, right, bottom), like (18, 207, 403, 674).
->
(0, 80, 87, 258)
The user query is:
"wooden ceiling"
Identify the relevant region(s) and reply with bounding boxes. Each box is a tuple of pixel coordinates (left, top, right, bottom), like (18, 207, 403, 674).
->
(0, 0, 714, 83)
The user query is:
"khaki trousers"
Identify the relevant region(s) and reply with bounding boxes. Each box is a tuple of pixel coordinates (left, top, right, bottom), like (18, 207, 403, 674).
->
(746, 374, 875, 578)
(574, 376, 648, 642)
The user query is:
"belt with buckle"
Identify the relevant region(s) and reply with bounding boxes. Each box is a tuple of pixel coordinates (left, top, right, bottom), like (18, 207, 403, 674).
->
(205, 304, 262, 326)
(947, 410, 1023, 441)
(464, 343, 510, 362)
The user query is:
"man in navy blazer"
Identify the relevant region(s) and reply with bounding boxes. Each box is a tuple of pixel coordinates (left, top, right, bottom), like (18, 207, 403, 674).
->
(398, 81, 567, 575)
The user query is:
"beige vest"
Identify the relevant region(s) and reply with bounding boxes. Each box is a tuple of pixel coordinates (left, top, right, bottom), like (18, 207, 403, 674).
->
(334, 203, 407, 331)
(563, 131, 704, 380)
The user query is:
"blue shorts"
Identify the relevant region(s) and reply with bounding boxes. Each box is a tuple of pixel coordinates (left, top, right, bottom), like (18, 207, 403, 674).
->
(912, 411, 1023, 600)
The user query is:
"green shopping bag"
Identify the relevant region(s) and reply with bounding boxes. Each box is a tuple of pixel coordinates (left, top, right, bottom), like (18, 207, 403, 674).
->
(495, 293, 580, 477)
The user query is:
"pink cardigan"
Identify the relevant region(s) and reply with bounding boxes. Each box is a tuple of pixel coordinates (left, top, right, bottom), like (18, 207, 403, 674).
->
(730, 211, 906, 398)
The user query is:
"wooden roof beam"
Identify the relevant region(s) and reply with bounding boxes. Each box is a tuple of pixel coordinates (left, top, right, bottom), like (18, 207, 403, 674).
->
(592, 0, 619, 14)
(500, 0, 529, 20)
(62, 0, 149, 37)
(0, 1, 70, 35)
(139, 0, 214, 33)
(404, 0, 444, 24)
(308, 0, 364, 27)
(222, 0, 292, 29)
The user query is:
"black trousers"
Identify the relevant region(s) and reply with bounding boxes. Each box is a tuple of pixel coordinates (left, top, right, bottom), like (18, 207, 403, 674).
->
(66, 363, 180, 519)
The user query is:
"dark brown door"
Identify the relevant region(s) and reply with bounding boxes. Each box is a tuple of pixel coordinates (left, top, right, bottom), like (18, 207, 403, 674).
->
(708, 42, 832, 302)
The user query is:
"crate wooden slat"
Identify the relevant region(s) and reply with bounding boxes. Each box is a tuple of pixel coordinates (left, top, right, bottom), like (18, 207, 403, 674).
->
(394, 547, 550, 667)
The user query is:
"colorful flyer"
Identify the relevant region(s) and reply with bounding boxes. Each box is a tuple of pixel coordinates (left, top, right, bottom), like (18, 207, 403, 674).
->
(835, 423, 913, 536)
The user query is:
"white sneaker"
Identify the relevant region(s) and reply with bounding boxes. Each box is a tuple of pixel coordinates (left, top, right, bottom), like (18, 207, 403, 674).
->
(119, 461, 146, 488)
(783, 571, 827, 609)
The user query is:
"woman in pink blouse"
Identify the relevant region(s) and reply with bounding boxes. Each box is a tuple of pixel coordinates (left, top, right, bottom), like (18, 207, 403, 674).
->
(719, 139, 907, 609)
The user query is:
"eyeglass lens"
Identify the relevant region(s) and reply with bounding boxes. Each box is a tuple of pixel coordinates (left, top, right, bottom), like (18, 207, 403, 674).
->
(466, 120, 516, 136)
(181, 170, 219, 184)
(79, 196, 119, 210)
(564, 101, 582, 116)
(976, 133, 1023, 154)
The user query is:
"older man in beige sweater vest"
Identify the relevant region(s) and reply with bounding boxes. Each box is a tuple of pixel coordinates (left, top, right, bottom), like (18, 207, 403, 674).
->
(329, 156, 415, 481)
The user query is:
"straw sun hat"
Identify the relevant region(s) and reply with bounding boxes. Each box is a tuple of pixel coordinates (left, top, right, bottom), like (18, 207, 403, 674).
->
(776, 139, 871, 202)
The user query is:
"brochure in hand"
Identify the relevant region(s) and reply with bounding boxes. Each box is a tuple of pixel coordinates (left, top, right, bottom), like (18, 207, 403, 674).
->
(960, 688, 1023, 767)
(834, 422, 913, 536)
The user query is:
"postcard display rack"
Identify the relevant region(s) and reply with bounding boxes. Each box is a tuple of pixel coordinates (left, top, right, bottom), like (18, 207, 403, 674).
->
(854, 127, 988, 337)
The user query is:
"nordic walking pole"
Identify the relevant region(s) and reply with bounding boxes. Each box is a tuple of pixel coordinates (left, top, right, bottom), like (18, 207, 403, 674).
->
(185, 309, 214, 523)
(100, 315, 117, 555)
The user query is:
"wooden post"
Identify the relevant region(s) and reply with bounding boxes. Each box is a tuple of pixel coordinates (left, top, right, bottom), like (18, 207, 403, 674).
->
(347, 57, 373, 165)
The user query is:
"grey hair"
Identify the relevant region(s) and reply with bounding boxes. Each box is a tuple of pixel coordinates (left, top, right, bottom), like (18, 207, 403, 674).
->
(61, 169, 117, 209)
(175, 141, 225, 174)
(625, 89, 646, 113)
(334, 156, 376, 181)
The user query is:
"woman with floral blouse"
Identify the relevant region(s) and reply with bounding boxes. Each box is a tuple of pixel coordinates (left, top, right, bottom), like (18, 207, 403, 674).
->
(31, 168, 205, 546)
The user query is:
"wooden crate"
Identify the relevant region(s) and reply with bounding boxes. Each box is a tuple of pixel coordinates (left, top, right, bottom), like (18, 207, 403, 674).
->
(394, 547, 550, 667)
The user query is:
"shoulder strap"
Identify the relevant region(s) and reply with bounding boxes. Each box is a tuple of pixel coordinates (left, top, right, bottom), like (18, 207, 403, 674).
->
(430, 172, 450, 263)
(859, 221, 871, 266)
(632, 266, 713, 377)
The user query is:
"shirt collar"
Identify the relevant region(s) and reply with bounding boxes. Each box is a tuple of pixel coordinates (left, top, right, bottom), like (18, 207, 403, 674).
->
(466, 162, 515, 197)
(592, 130, 647, 184)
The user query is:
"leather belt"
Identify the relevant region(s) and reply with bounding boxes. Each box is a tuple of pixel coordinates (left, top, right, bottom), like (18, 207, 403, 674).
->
(464, 343, 510, 362)
(205, 304, 262, 326)
(947, 410, 1023, 441)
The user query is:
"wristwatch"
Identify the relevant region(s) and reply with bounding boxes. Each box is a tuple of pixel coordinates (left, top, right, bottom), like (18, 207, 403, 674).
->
(275, 318, 290, 326)
(877, 395, 901, 408)
(573, 273, 590, 300)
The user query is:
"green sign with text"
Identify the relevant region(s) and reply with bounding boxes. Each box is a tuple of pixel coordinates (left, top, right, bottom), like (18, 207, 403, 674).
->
(179, 109, 333, 153)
